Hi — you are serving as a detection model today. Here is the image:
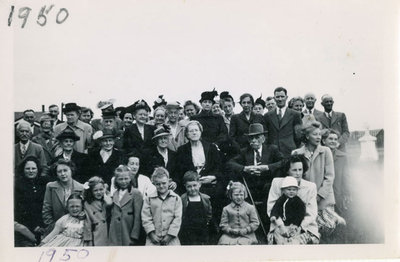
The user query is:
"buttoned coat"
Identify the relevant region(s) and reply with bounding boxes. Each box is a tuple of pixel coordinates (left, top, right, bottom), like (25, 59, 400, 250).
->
(52, 150, 89, 183)
(84, 201, 110, 246)
(122, 123, 156, 154)
(14, 141, 48, 173)
(88, 149, 126, 186)
(142, 147, 177, 180)
(218, 202, 259, 245)
(53, 120, 93, 154)
(263, 108, 302, 157)
(42, 180, 84, 229)
(109, 188, 143, 245)
(190, 110, 228, 144)
(229, 111, 265, 148)
(267, 177, 319, 238)
(292, 145, 335, 210)
(141, 190, 182, 238)
(315, 111, 350, 151)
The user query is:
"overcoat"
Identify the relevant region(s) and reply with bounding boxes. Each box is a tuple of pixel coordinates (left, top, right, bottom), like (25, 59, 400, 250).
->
(142, 147, 177, 180)
(229, 111, 265, 148)
(87, 149, 126, 186)
(122, 123, 155, 154)
(84, 201, 110, 246)
(190, 111, 228, 144)
(52, 150, 89, 183)
(109, 187, 143, 245)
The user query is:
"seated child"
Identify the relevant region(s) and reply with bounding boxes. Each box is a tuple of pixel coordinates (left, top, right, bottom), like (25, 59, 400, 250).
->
(40, 193, 91, 247)
(270, 176, 306, 242)
(141, 167, 182, 246)
(218, 181, 259, 245)
(179, 171, 212, 245)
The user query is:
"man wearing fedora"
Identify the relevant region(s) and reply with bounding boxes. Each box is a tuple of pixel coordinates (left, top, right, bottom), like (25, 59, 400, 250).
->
(53, 103, 93, 154)
(227, 123, 284, 232)
(263, 87, 302, 157)
(88, 129, 126, 185)
(165, 102, 187, 151)
(51, 127, 89, 183)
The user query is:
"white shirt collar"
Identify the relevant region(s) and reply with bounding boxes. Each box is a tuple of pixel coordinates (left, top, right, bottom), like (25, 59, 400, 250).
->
(20, 141, 30, 151)
(277, 106, 286, 116)
(253, 145, 263, 165)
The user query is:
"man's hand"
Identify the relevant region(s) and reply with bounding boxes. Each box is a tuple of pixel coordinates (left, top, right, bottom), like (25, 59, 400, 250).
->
(243, 166, 261, 176)
(149, 231, 161, 244)
(168, 180, 177, 191)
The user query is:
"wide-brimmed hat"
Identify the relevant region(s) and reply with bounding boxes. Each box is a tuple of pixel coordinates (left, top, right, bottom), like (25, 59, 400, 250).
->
(244, 123, 268, 136)
(153, 95, 167, 110)
(165, 101, 182, 110)
(93, 129, 116, 141)
(281, 176, 299, 189)
(56, 127, 80, 141)
(199, 89, 218, 104)
(126, 100, 151, 114)
(97, 99, 116, 110)
(255, 95, 266, 108)
(152, 125, 171, 140)
(63, 103, 81, 113)
(101, 108, 116, 119)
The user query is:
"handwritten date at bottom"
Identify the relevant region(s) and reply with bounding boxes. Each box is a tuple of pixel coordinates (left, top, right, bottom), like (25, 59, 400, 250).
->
(38, 249, 89, 262)
(8, 5, 69, 28)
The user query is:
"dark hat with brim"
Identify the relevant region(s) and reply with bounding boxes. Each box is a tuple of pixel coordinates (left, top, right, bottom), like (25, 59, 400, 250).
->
(101, 109, 116, 119)
(126, 100, 151, 114)
(152, 125, 171, 140)
(220, 91, 234, 102)
(244, 123, 268, 136)
(56, 127, 80, 141)
(255, 96, 266, 108)
(93, 129, 116, 141)
(199, 89, 218, 104)
(63, 103, 81, 113)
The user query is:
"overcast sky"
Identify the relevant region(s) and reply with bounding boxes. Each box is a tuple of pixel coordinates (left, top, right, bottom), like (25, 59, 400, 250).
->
(11, 0, 397, 130)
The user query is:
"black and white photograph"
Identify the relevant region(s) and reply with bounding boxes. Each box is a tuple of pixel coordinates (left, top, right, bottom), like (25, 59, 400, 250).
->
(1, 0, 399, 261)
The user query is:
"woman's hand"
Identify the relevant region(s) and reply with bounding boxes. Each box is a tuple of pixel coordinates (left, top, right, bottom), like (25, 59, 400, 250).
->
(239, 228, 248, 236)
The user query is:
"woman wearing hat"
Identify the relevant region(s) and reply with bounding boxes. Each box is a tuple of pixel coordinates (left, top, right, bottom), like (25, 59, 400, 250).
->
(88, 129, 126, 186)
(51, 127, 89, 183)
(122, 100, 156, 155)
(141, 125, 178, 190)
(53, 103, 93, 154)
(229, 93, 265, 149)
(253, 95, 266, 116)
(190, 90, 228, 144)
(165, 102, 187, 151)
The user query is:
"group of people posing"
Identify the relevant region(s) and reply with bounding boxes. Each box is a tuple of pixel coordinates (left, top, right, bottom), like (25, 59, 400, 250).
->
(14, 87, 351, 246)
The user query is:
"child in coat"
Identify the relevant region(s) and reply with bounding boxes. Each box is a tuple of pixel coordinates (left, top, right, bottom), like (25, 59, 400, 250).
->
(40, 193, 91, 247)
(269, 176, 306, 243)
(218, 181, 259, 245)
(83, 176, 113, 246)
(141, 167, 182, 246)
(179, 171, 212, 245)
(108, 165, 143, 246)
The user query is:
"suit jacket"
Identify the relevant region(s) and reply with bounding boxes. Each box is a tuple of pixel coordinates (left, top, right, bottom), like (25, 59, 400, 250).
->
(14, 141, 48, 173)
(175, 141, 222, 186)
(229, 111, 265, 148)
(109, 187, 143, 245)
(263, 108, 302, 156)
(32, 134, 56, 165)
(52, 150, 89, 183)
(42, 180, 84, 228)
(142, 147, 177, 180)
(315, 111, 350, 151)
(292, 145, 335, 210)
(227, 144, 284, 201)
(267, 178, 319, 238)
(191, 111, 228, 144)
(88, 149, 126, 186)
(122, 123, 155, 154)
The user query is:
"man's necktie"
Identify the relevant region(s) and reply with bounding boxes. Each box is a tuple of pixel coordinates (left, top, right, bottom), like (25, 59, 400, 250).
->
(255, 150, 261, 163)
(21, 144, 27, 155)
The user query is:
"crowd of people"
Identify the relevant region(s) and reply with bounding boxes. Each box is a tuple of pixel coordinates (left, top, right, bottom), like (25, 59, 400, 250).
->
(14, 87, 352, 246)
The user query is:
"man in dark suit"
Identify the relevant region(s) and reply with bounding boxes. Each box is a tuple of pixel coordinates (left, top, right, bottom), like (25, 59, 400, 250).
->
(263, 87, 303, 157)
(315, 94, 350, 151)
(227, 123, 284, 232)
(303, 93, 323, 116)
(48, 105, 63, 128)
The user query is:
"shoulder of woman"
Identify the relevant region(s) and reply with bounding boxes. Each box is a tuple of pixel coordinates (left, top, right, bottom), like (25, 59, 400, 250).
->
(46, 181, 59, 188)
(73, 180, 84, 190)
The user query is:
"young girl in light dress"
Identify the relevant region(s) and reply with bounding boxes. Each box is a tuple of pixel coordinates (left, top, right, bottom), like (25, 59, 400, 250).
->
(218, 181, 260, 245)
(83, 176, 113, 246)
(40, 193, 90, 247)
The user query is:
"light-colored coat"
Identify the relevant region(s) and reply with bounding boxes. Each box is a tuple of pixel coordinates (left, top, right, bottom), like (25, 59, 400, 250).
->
(292, 145, 335, 209)
(108, 188, 143, 246)
(53, 120, 93, 154)
(141, 190, 182, 239)
(84, 201, 109, 246)
(267, 177, 319, 238)
(42, 180, 84, 228)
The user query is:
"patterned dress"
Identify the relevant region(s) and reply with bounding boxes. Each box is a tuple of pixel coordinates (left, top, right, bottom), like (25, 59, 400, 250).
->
(42, 214, 84, 247)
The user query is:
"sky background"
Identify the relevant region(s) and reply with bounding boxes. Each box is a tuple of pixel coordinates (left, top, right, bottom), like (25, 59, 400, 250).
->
(11, 0, 395, 130)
